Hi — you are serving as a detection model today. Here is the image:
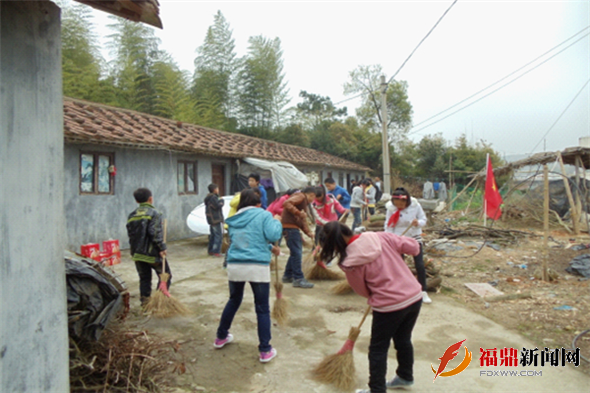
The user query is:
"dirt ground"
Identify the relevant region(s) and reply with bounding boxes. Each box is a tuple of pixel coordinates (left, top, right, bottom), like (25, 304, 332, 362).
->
(108, 216, 590, 393)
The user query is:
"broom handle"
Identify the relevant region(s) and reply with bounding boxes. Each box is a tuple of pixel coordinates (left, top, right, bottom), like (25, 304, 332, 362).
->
(357, 305, 372, 329)
(162, 219, 167, 272)
(274, 242, 279, 282)
(400, 225, 411, 237)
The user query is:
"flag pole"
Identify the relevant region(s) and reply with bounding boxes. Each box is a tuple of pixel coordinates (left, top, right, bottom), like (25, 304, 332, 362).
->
(484, 153, 489, 227)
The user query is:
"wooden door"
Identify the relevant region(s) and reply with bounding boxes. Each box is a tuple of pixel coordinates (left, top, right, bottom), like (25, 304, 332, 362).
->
(212, 164, 226, 196)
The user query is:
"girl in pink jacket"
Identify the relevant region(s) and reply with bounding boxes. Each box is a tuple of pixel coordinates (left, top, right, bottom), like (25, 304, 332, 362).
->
(318, 221, 422, 393)
(312, 185, 347, 245)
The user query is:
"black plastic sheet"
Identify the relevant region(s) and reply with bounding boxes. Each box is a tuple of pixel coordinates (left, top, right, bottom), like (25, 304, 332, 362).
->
(66, 252, 125, 341)
(566, 253, 590, 278)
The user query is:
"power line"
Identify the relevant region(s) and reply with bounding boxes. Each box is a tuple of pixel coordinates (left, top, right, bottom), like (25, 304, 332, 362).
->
(334, 0, 458, 107)
(529, 78, 590, 154)
(387, 0, 458, 84)
(411, 26, 590, 130)
(409, 32, 590, 135)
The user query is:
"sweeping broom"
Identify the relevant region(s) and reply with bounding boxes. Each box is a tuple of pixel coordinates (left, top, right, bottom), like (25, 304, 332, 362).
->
(312, 305, 372, 390)
(305, 245, 344, 281)
(271, 245, 288, 326)
(144, 220, 189, 318)
(306, 213, 350, 281)
(331, 225, 413, 296)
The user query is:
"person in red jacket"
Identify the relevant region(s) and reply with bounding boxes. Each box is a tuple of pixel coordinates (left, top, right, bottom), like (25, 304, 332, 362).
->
(318, 221, 423, 393)
(311, 185, 347, 245)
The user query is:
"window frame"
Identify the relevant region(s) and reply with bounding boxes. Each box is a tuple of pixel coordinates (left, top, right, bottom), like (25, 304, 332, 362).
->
(79, 151, 115, 195)
(178, 160, 198, 195)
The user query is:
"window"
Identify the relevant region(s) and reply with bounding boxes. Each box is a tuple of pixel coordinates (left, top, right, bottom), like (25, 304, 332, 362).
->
(80, 152, 114, 194)
(339, 173, 344, 186)
(178, 161, 198, 194)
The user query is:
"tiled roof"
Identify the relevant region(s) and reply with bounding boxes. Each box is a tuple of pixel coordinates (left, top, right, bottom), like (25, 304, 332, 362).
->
(63, 98, 370, 172)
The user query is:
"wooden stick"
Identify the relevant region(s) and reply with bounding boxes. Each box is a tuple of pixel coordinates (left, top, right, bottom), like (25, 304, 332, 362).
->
(543, 165, 549, 282)
(162, 219, 168, 273)
(447, 176, 478, 209)
(464, 183, 479, 216)
(557, 152, 579, 234)
(357, 305, 372, 329)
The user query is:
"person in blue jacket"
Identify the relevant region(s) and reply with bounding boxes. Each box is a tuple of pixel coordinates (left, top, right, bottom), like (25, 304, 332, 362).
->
(324, 178, 351, 212)
(214, 188, 282, 363)
(248, 173, 268, 209)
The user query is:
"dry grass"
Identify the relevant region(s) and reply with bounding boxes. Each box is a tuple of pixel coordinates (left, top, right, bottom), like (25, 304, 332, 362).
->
(69, 323, 184, 392)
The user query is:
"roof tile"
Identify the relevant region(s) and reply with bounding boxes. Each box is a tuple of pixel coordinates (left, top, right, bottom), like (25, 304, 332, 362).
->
(63, 98, 369, 171)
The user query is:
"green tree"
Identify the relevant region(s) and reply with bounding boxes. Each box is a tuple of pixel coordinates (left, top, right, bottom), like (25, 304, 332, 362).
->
(414, 133, 449, 179)
(451, 134, 503, 184)
(237, 36, 290, 135)
(107, 17, 163, 114)
(193, 11, 238, 129)
(60, 1, 106, 101)
(152, 58, 194, 121)
(343, 65, 413, 144)
(274, 123, 310, 147)
(295, 91, 347, 130)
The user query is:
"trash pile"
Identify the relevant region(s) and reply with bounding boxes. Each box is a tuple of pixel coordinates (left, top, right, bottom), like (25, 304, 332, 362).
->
(66, 251, 128, 341)
(66, 251, 184, 392)
(69, 324, 183, 393)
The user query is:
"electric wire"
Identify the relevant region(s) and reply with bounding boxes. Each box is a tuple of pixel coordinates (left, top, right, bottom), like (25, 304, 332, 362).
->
(411, 26, 590, 131)
(529, 78, 590, 154)
(334, 0, 458, 107)
(409, 32, 590, 136)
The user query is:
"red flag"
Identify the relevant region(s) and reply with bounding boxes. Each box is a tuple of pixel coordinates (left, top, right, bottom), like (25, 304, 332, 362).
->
(484, 156, 503, 220)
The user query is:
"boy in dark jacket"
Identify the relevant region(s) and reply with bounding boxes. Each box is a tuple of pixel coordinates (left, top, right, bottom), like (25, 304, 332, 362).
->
(205, 183, 225, 257)
(281, 186, 316, 288)
(126, 188, 170, 307)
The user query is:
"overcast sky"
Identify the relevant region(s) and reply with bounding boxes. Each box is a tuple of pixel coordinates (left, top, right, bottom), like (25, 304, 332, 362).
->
(88, 0, 590, 159)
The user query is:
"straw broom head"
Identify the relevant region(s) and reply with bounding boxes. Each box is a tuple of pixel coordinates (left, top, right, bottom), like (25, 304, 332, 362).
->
(330, 280, 354, 295)
(305, 261, 344, 281)
(272, 253, 289, 326)
(312, 307, 371, 390)
(143, 291, 190, 318)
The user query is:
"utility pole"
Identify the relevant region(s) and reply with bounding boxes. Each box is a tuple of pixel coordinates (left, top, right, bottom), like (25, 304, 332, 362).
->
(380, 75, 391, 194)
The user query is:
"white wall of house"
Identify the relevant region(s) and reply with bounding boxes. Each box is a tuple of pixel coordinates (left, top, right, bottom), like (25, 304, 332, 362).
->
(64, 144, 232, 250)
(0, 2, 69, 391)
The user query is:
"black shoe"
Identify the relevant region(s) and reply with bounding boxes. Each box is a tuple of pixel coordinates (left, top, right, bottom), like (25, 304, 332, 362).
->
(282, 276, 293, 283)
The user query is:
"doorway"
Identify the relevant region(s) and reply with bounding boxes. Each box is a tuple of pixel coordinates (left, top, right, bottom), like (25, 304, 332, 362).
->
(212, 164, 226, 196)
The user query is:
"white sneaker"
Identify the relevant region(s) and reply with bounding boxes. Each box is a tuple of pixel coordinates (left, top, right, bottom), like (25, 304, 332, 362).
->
(422, 291, 432, 304)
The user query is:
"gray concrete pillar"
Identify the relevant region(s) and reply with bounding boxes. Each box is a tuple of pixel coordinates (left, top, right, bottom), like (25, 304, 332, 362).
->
(0, 1, 69, 391)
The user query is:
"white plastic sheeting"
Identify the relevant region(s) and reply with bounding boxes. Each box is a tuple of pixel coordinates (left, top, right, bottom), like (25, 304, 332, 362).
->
(241, 157, 309, 193)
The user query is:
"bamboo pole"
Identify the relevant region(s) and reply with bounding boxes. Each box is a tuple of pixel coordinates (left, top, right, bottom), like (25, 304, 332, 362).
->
(464, 183, 479, 216)
(557, 152, 579, 234)
(543, 164, 549, 282)
(447, 176, 478, 208)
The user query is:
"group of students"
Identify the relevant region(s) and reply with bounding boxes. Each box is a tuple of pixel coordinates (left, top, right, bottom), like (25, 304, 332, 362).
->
(125, 175, 431, 392)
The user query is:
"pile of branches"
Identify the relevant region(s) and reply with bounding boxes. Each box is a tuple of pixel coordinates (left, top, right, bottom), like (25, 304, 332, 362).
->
(70, 323, 184, 392)
(432, 224, 533, 244)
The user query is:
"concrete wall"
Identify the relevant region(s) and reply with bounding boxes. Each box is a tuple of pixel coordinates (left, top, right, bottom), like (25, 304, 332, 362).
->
(0, 2, 69, 391)
(64, 144, 232, 250)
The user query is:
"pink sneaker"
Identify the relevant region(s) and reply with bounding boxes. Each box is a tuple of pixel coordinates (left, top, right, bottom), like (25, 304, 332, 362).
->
(259, 347, 277, 363)
(213, 333, 234, 349)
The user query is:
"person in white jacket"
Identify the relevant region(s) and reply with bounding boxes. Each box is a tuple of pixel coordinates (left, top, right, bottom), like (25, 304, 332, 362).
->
(384, 187, 432, 304)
